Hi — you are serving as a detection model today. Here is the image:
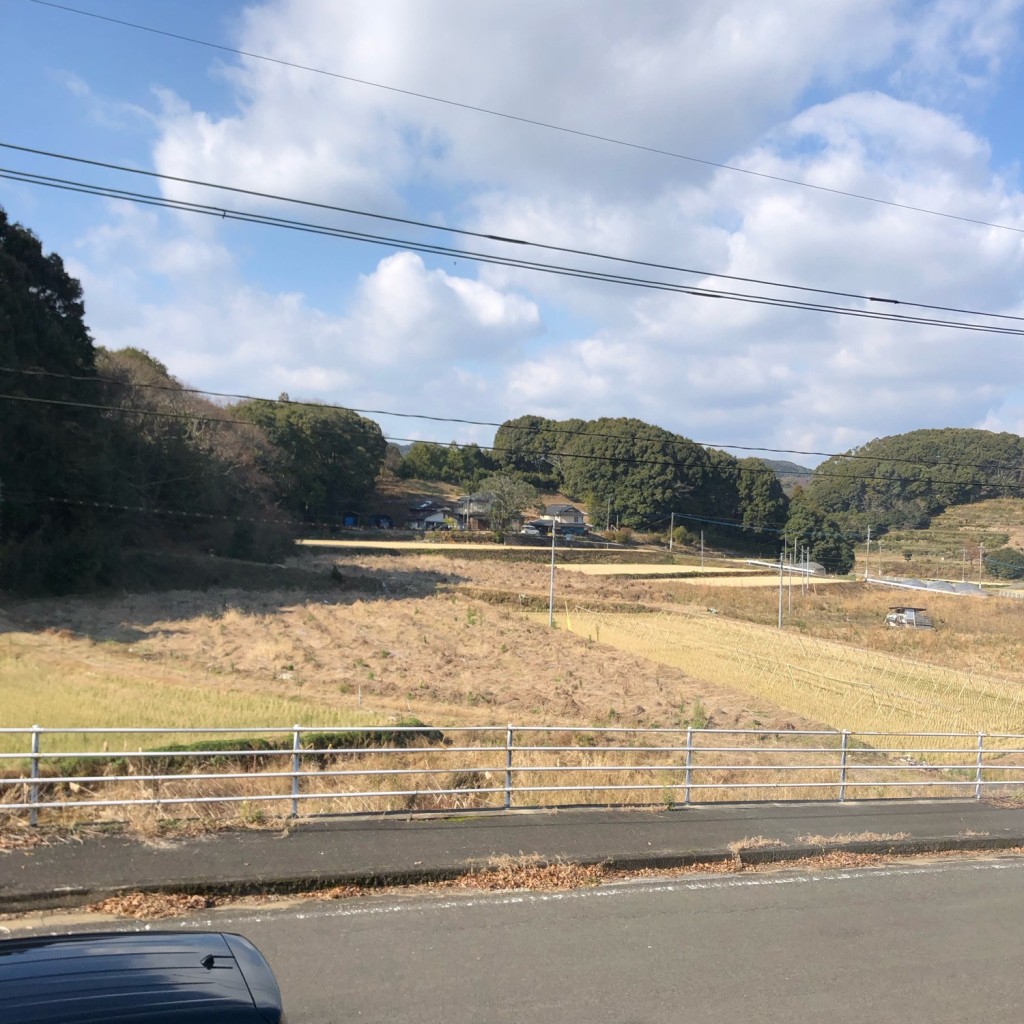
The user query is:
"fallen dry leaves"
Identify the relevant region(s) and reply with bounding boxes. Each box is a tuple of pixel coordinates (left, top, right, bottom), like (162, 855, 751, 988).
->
(85, 891, 224, 919)
(69, 842, 1024, 923)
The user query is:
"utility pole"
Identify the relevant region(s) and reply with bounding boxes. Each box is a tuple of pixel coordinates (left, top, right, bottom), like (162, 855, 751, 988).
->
(962, 546, 967, 583)
(605, 497, 611, 532)
(548, 522, 557, 627)
(865, 526, 871, 580)
(669, 511, 674, 552)
(979, 542, 985, 585)
(700, 530, 705, 568)
(777, 552, 784, 629)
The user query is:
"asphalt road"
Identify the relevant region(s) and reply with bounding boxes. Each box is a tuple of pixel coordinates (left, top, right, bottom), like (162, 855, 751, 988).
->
(37, 857, 1024, 1022)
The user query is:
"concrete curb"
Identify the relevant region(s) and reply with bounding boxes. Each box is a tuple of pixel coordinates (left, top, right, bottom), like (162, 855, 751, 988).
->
(5, 834, 1022, 913)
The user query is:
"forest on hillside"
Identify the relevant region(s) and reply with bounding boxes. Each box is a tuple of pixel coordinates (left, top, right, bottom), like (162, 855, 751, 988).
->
(803, 428, 1024, 533)
(6, 202, 1023, 593)
(0, 207, 386, 593)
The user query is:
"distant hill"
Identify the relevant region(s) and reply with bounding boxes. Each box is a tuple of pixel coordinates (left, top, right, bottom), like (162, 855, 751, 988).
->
(762, 459, 813, 477)
(804, 427, 1024, 532)
(761, 459, 813, 495)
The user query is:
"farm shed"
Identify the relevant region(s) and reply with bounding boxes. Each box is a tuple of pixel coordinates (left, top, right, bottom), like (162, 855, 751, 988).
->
(885, 607, 934, 629)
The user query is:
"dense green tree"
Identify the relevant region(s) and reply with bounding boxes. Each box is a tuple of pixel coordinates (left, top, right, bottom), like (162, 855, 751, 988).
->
(737, 458, 789, 534)
(784, 488, 855, 574)
(492, 414, 789, 538)
(477, 473, 537, 534)
(95, 347, 289, 560)
(0, 208, 113, 591)
(984, 546, 1024, 580)
(234, 399, 386, 523)
(396, 439, 495, 486)
(397, 440, 448, 481)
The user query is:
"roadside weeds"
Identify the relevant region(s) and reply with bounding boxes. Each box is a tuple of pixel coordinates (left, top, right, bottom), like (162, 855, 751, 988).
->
(68, 844, 1024, 921)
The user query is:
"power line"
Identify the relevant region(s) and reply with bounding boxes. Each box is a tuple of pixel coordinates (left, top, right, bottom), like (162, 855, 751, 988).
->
(25, 0, 1024, 239)
(2, 390, 1022, 495)
(5, 165, 1024, 340)
(5, 364, 1024, 476)
(5, 142, 1024, 329)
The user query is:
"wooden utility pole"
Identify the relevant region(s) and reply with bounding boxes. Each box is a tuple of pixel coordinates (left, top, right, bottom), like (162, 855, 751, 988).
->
(669, 511, 674, 551)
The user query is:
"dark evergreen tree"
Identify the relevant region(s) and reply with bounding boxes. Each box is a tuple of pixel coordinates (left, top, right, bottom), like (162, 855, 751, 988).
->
(0, 208, 112, 591)
(234, 399, 386, 524)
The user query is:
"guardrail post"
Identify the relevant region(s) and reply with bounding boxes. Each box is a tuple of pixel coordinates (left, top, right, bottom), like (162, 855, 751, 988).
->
(975, 732, 985, 800)
(504, 725, 514, 810)
(29, 725, 40, 827)
(684, 728, 693, 805)
(291, 725, 302, 819)
(838, 730, 850, 802)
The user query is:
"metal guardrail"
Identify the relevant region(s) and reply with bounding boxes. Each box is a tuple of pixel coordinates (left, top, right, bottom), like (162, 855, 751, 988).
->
(2, 725, 1023, 825)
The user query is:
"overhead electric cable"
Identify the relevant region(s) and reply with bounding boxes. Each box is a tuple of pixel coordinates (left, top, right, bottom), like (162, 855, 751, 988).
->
(25, 0, 1024, 238)
(6, 364, 1024, 476)
(4, 166, 1023, 339)
(4, 141, 1024, 328)
(2, 391, 1022, 495)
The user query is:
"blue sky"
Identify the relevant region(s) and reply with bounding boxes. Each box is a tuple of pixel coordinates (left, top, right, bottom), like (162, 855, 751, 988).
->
(4, 0, 1024, 464)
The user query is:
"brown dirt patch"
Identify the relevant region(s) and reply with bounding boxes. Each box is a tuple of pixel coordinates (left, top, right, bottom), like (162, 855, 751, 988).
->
(4, 553, 819, 733)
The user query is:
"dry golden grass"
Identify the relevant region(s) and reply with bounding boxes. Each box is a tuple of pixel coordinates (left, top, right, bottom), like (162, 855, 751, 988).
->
(551, 606, 1024, 746)
(561, 564, 761, 577)
(298, 539, 511, 551)
(2, 576, 813, 745)
(797, 832, 910, 845)
(6, 546, 1024, 829)
(668, 575, 851, 588)
(645, 575, 1024, 677)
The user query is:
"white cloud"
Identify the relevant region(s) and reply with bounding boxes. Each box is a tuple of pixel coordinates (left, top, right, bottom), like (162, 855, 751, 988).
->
(47, 0, 1024, 460)
(78, 232, 540, 431)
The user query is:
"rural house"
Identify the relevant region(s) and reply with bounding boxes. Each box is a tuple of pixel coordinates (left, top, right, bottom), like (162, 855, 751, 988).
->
(454, 493, 495, 531)
(545, 503, 586, 525)
(406, 501, 452, 531)
(542, 503, 588, 536)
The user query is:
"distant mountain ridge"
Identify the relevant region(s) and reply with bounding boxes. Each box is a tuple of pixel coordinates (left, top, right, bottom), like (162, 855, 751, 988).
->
(761, 459, 814, 477)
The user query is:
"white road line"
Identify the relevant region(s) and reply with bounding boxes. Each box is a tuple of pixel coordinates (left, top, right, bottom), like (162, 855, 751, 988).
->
(21, 856, 1024, 936)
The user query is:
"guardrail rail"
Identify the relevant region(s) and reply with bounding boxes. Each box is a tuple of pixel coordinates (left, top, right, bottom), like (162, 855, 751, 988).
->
(2, 725, 1022, 826)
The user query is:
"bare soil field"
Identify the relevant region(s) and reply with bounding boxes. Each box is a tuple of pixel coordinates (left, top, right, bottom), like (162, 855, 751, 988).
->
(6, 548, 1021, 746)
(1, 551, 817, 749)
